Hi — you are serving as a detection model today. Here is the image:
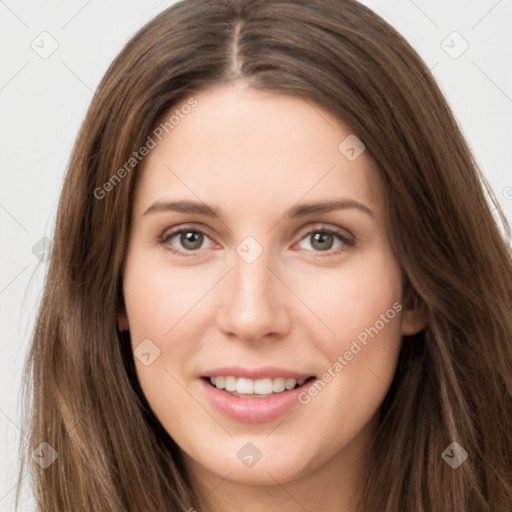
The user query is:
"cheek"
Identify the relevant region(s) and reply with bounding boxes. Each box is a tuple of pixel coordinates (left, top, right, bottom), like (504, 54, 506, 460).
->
(123, 253, 210, 340)
(293, 248, 403, 352)
(124, 266, 209, 399)
(294, 252, 404, 439)
(122, 254, 198, 378)
(296, 251, 403, 408)
(122, 257, 219, 439)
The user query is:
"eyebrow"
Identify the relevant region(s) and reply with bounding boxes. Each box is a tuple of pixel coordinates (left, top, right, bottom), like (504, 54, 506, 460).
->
(143, 199, 374, 219)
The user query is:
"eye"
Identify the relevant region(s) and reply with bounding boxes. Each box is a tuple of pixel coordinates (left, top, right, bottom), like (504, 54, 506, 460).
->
(160, 225, 216, 256)
(295, 225, 354, 255)
(159, 223, 354, 257)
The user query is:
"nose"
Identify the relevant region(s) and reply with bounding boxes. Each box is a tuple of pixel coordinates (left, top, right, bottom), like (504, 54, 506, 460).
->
(216, 246, 291, 343)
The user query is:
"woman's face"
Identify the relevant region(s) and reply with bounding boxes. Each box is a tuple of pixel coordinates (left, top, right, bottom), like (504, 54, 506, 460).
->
(120, 82, 425, 496)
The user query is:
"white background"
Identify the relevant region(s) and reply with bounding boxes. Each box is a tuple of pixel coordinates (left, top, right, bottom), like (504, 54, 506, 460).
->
(1, 0, 511, 509)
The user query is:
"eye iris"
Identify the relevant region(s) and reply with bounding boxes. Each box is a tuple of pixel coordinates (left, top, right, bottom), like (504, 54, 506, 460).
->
(311, 232, 333, 251)
(181, 231, 203, 250)
(174, 230, 339, 252)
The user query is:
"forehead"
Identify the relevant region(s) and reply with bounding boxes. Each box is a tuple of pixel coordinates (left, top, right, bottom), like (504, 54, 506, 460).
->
(134, 83, 383, 216)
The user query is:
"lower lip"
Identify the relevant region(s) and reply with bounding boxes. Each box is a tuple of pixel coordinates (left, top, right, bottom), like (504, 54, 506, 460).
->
(199, 378, 317, 423)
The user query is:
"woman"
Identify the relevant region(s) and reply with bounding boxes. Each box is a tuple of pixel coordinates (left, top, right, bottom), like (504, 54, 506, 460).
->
(17, 0, 512, 510)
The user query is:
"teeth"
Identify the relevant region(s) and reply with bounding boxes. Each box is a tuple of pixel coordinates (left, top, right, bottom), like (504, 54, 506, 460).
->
(237, 377, 254, 394)
(254, 378, 273, 394)
(225, 376, 237, 392)
(273, 378, 285, 393)
(285, 378, 296, 390)
(209, 376, 310, 395)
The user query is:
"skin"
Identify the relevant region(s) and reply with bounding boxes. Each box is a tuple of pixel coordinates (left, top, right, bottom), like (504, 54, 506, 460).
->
(119, 81, 427, 512)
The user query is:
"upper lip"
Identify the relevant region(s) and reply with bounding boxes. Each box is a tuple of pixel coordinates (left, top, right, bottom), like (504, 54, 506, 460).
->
(202, 366, 315, 380)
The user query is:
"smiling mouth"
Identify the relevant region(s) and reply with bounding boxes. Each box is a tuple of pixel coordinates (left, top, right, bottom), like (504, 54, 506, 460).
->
(202, 375, 317, 398)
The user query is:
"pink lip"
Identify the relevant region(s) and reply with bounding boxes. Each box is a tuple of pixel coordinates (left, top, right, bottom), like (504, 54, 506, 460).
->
(199, 377, 318, 423)
(202, 366, 314, 380)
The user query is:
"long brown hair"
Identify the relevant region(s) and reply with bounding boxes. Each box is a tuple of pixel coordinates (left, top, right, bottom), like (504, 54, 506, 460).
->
(17, 0, 512, 510)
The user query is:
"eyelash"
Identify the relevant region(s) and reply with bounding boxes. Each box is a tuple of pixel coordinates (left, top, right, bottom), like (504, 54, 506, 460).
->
(158, 223, 355, 258)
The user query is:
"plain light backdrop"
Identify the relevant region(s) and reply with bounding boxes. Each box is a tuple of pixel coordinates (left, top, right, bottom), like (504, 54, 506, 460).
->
(1, 0, 511, 509)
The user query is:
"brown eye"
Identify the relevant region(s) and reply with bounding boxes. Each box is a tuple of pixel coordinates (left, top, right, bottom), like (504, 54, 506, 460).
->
(161, 226, 215, 254)
(178, 230, 205, 250)
(296, 226, 354, 255)
(309, 232, 335, 251)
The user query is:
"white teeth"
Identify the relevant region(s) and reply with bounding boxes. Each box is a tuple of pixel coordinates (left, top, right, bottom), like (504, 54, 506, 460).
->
(225, 376, 237, 392)
(254, 378, 273, 395)
(285, 378, 296, 390)
(237, 377, 254, 394)
(209, 376, 308, 395)
(272, 378, 286, 393)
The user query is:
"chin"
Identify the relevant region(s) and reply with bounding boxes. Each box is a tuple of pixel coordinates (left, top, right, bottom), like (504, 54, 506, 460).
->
(185, 437, 319, 486)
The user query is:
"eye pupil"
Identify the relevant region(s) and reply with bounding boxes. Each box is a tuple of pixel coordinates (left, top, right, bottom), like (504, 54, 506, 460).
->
(311, 232, 333, 251)
(167, 228, 346, 255)
(181, 231, 203, 250)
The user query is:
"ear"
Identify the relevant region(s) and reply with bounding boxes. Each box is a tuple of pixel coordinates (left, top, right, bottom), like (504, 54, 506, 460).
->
(117, 312, 129, 332)
(401, 290, 429, 336)
(402, 306, 428, 335)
